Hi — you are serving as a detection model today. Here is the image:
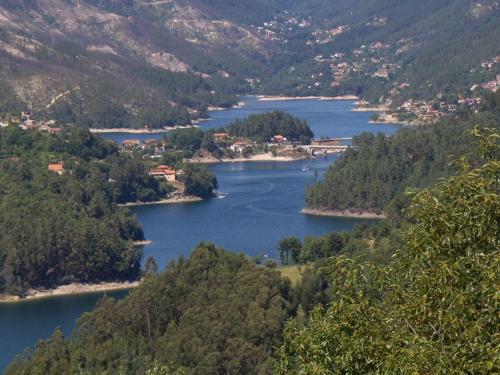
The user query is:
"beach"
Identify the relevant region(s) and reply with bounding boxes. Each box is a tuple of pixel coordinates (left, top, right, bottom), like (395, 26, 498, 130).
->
(188, 152, 310, 164)
(133, 240, 153, 246)
(207, 101, 246, 111)
(89, 125, 199, 134)
(256, 95, 359, 101)
(0, 281, 140, 303)
(119, 195, 203, 207)
(352, 106, 389, 112)
(301, 208, 386, 219)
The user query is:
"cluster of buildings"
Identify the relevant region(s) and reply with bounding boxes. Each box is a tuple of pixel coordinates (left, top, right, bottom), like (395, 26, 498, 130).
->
(121, 138, 166, 158)
(398, 100, 451, 122)
(0, 112, 64, 133)
(481, 56, 500, 71)
(253, 13, 311, 42)
(308, 25, 349, 45)
(370, 94, 487, 124)
(209, 132, 290, 154)
(473, 74, 500, 93)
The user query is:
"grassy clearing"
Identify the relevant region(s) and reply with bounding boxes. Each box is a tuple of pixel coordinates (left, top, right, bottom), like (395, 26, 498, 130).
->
(277, 265, 305, 286)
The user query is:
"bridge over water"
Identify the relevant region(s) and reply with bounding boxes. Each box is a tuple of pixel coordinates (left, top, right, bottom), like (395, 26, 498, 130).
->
(300, 137, 352, 154)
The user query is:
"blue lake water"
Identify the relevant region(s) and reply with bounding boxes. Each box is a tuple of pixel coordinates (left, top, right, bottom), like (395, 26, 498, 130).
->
(104, 96, 399, 144)
(0, 98, 400, 371)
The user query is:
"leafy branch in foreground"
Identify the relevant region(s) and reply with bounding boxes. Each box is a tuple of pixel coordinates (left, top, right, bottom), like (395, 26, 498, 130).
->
(278, 128, 499, 374)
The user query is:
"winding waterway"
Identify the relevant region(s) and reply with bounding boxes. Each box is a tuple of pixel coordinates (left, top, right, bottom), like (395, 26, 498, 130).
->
(0, 97, 400, 371)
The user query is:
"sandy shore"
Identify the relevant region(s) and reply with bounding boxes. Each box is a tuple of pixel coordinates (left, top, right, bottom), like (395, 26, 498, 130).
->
(302, 208, 386, 219)
(90, 128, 166, 134)
(133, 240, 152, 246)
(353, 106, 388, 112)
(369, 119, 416, 126)
(207, 101, 246, 111)
(120, 195, 202, 207)
(0, 281, 140, 303)
(89, 125, 199, 134)
(256, 95, 359, 101)
(189, 152, 309, 164)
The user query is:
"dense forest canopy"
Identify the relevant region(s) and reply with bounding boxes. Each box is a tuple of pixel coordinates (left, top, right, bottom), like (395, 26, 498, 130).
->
(226, 111, 314, 143)
(6, 126, 499, 373)
(7, 243, 297, 375)
(278, 127, 500, 373)
(306, 92, 500, 214)
(0, 128, 174, 295)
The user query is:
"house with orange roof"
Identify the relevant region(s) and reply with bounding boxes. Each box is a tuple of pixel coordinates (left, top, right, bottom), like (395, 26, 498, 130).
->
(213, 132, 229, 142)
(271, 134, 286, 143)
(48, 162, 65, 175)
(122, 139, 142, 148)
(149, 165, 176, 182)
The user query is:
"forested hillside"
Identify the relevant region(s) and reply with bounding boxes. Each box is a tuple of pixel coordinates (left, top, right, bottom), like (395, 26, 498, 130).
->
(7, 243, 297, 374)
(306, 92, 500, 214)
(6, 127, 499, 374)
(0, 0, 273, 127)
(226, 111, 313, 143)
(0, 0, 498, 127)
(279, 128, 499, 373)
(0, 127, 172, 295)
(262, 0, 500, 103)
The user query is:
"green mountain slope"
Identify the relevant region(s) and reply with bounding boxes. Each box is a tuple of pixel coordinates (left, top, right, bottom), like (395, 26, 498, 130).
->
(0, 0, 498, 127)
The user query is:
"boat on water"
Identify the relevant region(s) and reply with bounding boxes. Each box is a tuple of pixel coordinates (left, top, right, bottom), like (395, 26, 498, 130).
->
(302, 166, 310, 171)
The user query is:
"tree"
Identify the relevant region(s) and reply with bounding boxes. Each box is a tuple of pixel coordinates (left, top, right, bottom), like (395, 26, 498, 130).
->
(277, 127, 500, 373)
(181, 164, 218, 199)
(6, 244, 297, 375)
(278, 237, 302, 265)
(144, 256, 158, 275)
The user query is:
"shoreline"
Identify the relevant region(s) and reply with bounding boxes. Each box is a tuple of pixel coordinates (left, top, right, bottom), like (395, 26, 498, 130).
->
(89, 101, 246, 134)
(188, 152, 309, 164)
(256, 95, 359, 101)
(0, 281, 140, 303)
(133, 240, 152, 246)
(302, 208, 386, 219)
(369, 119, 417, 126)
(207, 101, 246, 112)
(353, 106, 388, 112)
(120, 195, 203, 207)
(89, 125, 199, 134)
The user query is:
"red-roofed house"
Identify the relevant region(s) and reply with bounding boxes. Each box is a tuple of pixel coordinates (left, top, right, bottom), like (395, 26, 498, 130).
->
(271, 134, 286, 143)
(149, 166, 176, 182)
(213, 132, 229, 142)
(122, 139, 141, 148)
(48, 162, 65, 175)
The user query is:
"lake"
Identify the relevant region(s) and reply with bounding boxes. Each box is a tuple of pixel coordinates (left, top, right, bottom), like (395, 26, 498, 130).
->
(103, 96, 399, 144)
(0, 97, 400, 371)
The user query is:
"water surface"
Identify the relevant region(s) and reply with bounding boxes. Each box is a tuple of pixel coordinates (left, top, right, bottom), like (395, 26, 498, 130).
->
(104, 96, 399, 143)
(0, 98, 400, 371)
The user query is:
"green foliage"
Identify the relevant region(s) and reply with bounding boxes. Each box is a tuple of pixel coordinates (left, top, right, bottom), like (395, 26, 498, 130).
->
(0, 128, 175, 294)
(226, 111, 313, 143)
(0, 81, 23, 116)
(180, 164, 218, 199)
(166, 128, 204, 153)
(277, 128, 500, 373)
(278, 221, 402, 267)
(278, 237, 302, 265)
(6, 244, 297, 375)
(306, 110, 499, 213)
